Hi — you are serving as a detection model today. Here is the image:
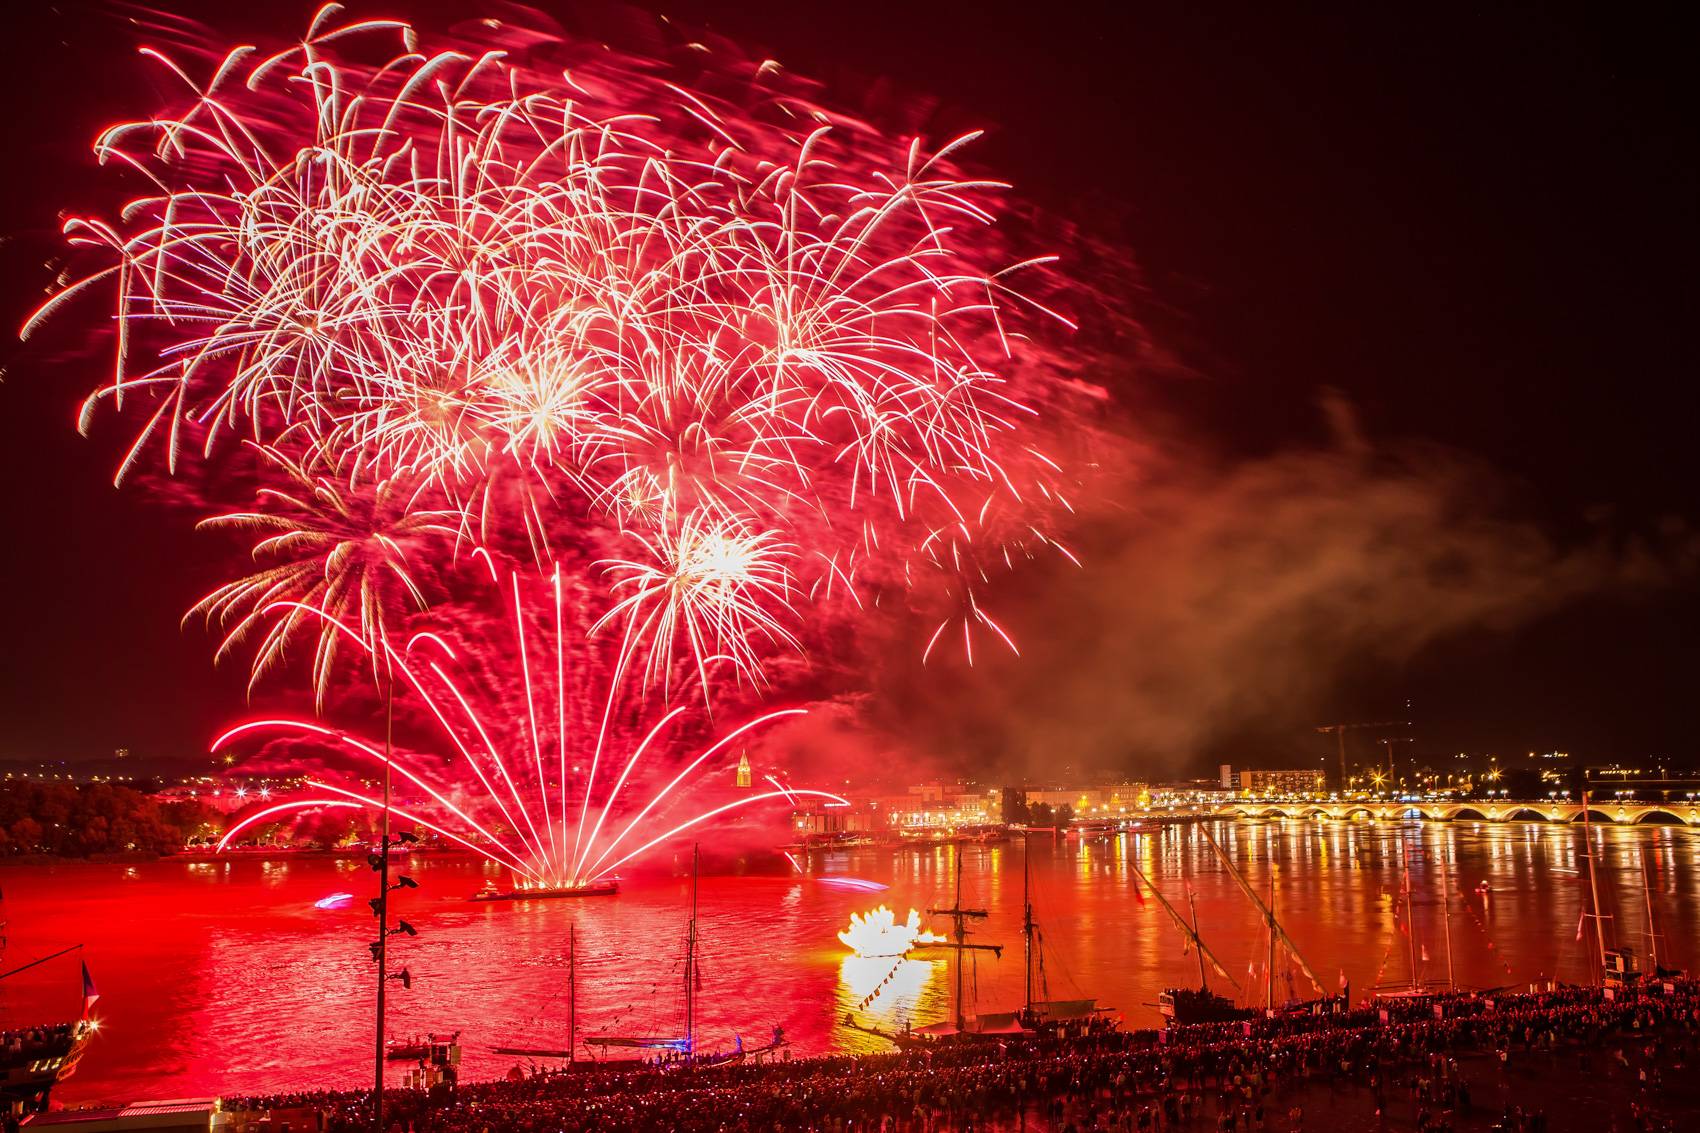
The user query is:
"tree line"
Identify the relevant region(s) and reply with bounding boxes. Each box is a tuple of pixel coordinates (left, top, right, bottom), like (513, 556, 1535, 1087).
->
(0, 780, 217, 857)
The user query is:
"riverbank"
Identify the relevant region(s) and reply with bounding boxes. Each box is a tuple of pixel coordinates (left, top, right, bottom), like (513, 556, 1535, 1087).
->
(195, 983, 1697, 1133)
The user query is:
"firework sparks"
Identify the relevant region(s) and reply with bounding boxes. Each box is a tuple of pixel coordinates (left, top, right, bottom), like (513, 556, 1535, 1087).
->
(30, 8, 1091, 874)
(213, 580, 844, 886)
(31, 8, 1086, 687)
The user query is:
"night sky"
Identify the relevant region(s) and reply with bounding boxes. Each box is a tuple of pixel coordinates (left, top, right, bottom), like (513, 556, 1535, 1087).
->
(0, 3, 1693, 771)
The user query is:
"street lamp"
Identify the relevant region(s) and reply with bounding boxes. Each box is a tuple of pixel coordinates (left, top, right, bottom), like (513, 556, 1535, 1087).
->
(371, 827, 420, 1130)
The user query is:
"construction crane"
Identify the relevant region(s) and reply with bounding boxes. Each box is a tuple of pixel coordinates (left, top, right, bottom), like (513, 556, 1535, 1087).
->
(1378, 737, 1416, 791)
(1316, 721, 1408, 794)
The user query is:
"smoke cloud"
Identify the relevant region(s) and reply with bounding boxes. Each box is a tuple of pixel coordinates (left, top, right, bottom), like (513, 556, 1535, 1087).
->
(839, 393, 1691, 782)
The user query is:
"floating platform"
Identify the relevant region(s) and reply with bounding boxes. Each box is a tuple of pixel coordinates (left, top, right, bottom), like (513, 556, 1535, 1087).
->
(469, 880, 620, 902)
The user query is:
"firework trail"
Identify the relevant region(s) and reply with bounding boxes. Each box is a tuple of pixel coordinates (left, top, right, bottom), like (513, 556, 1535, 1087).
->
(213, 573, 846, 886)
(27, 5, 1098, 863)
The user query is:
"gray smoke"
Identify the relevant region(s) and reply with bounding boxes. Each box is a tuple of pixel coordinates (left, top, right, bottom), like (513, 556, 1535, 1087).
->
(843, 394, 1691, 781)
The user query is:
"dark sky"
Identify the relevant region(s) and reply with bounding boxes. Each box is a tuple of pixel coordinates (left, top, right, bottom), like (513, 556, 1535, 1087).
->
(0, 2, 1693, 770)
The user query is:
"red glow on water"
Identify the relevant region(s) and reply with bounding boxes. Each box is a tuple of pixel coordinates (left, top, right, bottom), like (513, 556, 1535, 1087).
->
(3, 824, 1695, 1103)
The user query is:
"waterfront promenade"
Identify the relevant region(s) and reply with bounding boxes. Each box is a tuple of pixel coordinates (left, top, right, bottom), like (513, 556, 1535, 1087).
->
(213, 981, 1699, 1133)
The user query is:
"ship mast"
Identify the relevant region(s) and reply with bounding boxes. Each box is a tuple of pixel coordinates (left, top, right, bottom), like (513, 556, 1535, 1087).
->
(1265, 878, 1276, 1011)
(1126, 858, 1240, 992)
(1402, 834, 1419, 993)
(928, 843, 1002, 1032)
(685, 844, 699, 1053)
(1188, 889, 1209, 992)
(1441, 850, 1455, 992)
(1640, 843, 1661, 976)
(1022, 832, 1035, 1022)
(1201, 825, 1325, 995)
(568, 923, 576, 1063)
(1580, 792, 1610, 983)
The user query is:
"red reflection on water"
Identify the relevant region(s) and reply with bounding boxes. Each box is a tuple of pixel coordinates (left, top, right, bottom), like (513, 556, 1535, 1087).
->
(1, 821, 1693, 1103)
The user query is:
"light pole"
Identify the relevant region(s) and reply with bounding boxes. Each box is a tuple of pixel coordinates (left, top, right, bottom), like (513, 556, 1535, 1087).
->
(370, 826, 418, 1132)
(369, 657, 419, 1133)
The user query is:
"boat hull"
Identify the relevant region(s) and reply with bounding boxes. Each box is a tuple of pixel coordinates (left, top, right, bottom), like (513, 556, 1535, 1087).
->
(1159, 988, 1257, 1025)
(1, 1019, 94, 1110)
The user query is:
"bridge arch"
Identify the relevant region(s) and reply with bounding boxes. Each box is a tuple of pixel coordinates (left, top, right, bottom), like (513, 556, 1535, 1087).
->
(1632, 809, 1688, 825)
(1342, 806, 1376, 820)
(1503, 807, 1551, 823)
(1448, 807, 1489, 821)
(1569, 809, 1616, 824)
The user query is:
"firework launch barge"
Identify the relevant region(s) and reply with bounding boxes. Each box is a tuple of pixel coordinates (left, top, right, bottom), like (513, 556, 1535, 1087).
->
(468, 880, 619, 903)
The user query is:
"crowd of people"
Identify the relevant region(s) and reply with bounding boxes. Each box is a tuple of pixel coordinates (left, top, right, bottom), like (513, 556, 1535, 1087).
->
(222, 982, 1699, 1133)
(1, 1021, 79, 1062)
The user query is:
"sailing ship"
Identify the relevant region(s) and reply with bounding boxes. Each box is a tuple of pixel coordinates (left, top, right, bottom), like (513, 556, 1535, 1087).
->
(1575, 792, 1686, 990)
(1, 891, 97, 1114)
(1198, 825, 1346, 1018)
(844, 835, 1106, 1048)
(493, 924, 582, 1062)
(1127, 858, 1252, 1024)
(1372, 832, 1460, 1000)
(583, 845, 785, 1067)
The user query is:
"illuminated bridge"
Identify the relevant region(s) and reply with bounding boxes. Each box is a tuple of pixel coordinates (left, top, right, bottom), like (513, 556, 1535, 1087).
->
(1208, 799, 1700, 826)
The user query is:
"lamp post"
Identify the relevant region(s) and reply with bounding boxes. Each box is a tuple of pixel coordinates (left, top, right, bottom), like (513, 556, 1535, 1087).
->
(371, 827, 418, 1132)
(370, 650, 420, 1133)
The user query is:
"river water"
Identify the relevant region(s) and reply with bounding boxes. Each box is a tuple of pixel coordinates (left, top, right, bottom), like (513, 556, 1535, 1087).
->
(2, 817, 1694, 1103)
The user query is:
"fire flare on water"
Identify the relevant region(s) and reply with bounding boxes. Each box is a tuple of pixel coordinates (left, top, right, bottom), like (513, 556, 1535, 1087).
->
(838, 906, 944, 959)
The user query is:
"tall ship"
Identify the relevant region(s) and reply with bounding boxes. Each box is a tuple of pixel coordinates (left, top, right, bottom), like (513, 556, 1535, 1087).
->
(1, 891, 98, 1117)
(1126, 857, 1251, 1025)
(579, 845, 787, 1067)
(1153, 826, 1346, 1024)
(844, 835, 1108, 1048)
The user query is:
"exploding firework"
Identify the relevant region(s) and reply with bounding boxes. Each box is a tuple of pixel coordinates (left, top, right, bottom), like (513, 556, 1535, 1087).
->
(213, 573, 846, 886)
(838, 906, 945, 958)
(29, 6, 1094, 861)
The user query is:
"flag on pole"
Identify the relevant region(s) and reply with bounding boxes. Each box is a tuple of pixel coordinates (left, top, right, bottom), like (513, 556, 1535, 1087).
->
(1575, 913, 1585, 942)
(81, 961, 100, 1016)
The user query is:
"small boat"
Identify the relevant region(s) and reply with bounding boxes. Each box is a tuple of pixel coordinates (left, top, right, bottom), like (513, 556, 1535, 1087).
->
(385, 1032, 462, 1092)
(469, 879, 619, 903)
(385, 1031, 460, 1061)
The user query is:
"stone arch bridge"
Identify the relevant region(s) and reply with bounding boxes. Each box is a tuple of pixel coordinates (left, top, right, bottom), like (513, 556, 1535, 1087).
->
(1212, 799, 1700, 826)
